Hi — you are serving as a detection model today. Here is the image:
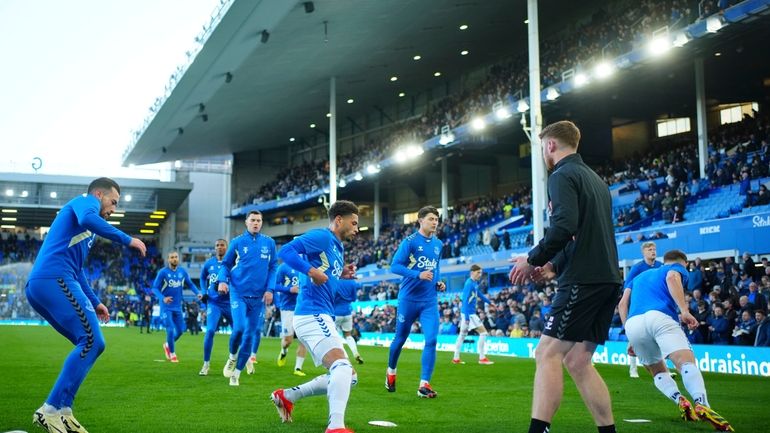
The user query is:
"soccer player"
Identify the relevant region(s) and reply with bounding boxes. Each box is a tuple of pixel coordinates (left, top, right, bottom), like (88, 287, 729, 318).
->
(334, 277, 364, 364)
(452, 264, 495, 365)
(386, 206, 446, 398)
(217, 210, 277, 386)
(270, 200, 359, 433)
(26, 177, 146, 433)
(510, 121, 622, 433)
(274, 260, 308, 376)
(618, 249, 733, 432)
(623, 241, 662, 378)
(199, 239, 229, 376)
(151, 251, 202, 363)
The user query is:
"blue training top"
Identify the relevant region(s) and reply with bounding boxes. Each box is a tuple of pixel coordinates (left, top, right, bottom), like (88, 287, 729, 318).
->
(152, 266, 199, 312)
(624, 259, 662, 288)
(200, 256, 228, 303)
(628, 263, 689, 322)
(274, 263, 304, 312)
(334, 279, 361, 317)
(29, 194, 133, 308)
(391, 231, 442, 303)
(461, 277, 491, 316)
(216, 232, 277, 297)
(279, 228, 344, 316)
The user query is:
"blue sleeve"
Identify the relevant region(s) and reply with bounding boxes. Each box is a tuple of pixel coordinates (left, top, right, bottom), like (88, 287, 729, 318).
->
(278, 241, 312, 274)
(200, 261, 210, 292)
(391, 239, 420, 278)
(273, 266, 290, 293)
(624, 264, 639, 289)
(151, 270, 165, 300)
(462, 280, 473, 303)
(79, 269, 101, 308)
(266, 239, 278, 292)
(339, 281, 358, 303)
(478, 287, 492, 305)
(217, 239, 238, 283)
(72, 196, 132, 246)
(183, 270, 200, 295)
(434, 251, 441, 282)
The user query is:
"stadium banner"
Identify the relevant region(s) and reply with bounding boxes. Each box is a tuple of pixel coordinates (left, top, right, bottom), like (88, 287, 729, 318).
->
(616, 211, 770, 260)
(359, 333, 770, 377)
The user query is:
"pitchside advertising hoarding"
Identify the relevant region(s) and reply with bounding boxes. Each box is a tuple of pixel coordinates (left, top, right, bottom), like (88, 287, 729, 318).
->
(359, 333, 770, 377)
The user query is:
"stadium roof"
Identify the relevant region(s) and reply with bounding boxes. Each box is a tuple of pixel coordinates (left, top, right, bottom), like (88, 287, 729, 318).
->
(122, 0, 603, 166)
(0, 173, 192, 236)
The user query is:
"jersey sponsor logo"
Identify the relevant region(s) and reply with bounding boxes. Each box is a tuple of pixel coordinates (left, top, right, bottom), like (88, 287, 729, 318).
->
(68, 230, 93, 248)
(166, 279, 184, 288)
(331, 260, 342, 278)
(416, 256, 437, 270)
(208, 273, 218, 285)
(752, 215, 770, 227)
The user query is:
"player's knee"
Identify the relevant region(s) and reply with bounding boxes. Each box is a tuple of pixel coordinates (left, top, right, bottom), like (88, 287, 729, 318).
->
(563, 352, 591, 374)
(424, 335, 437, 347)
(92, 333, 106, 356)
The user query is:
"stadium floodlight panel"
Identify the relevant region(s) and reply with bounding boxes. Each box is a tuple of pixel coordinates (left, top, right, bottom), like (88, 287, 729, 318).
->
(495, 107, 511, 120)
(110, 213, 125, 218)
(546, 87, 560, 101)
(439, 132, 455, 145)
(338, 179, 347, 188)
(4, 189, 13, 197)
(673, 32, 691, 47)
(1, 209, 17, 213)
(153, 210, 167, 215)
(108, 221, 120, 225)
(647, 36, 671, 56)
(366, 163, 381, 175)
(145, 222, 160, 227)
(394, 148, 408, 163)
(407, 144, 424, 158)
(471, 117, 487, 131)
(2, 217, 17, 222)
(140, 229, 154, 234)
(124, 194, 132, 202)
(49, 192, 57, 199)
(706, 16, 723, 33)
(516, 100, 529, 113)
(150, 214, 165, 219)
(574, 73, 589, 87)
(594, 61, 614, 79)
(0, 225, 15, 229)
(354, 171, 363, 181)
(20, 191, 28, 198)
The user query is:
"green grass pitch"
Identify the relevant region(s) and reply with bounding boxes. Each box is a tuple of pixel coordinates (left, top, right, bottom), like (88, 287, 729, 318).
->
(1, 326, 767, 432)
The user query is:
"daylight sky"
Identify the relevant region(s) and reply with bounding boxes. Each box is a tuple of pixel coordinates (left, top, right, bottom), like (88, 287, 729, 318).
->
(0, 0, 220, 178)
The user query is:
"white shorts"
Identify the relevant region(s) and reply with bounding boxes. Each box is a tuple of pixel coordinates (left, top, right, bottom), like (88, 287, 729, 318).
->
(460, 313, 484, 333)
(335, 314, 353, 333)
(293, 314, 346, 367)
(625, 310, 691, 366)
(280, 310, 295, 337)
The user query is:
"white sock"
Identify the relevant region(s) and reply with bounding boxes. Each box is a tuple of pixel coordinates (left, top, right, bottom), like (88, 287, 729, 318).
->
(345, 335, 360, 358)
(478, 334, 487, 359)
(387, 367, 397, 375)
(420, 379, 430, 387)
(250, 352, 256, 358)
(229, 353, 237, 361)
(654, 372, 682, 403)
(285, 374, 329, 402)
(327, 359, 353, 430)
(295, 356, 305, 371)
(203, 361, 210, 368)
(60, 407, 72, 416)
(42, 403, 60, 415)
(453, 331, 466, 359)
(232, 369, 241, 379)
(680, 362, 709, 407)
(630, 356, 638, 370)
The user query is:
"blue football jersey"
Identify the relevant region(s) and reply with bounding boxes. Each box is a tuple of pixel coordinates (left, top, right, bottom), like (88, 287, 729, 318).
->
(391, 232, 442, 303)
(628, 263, 689, 322)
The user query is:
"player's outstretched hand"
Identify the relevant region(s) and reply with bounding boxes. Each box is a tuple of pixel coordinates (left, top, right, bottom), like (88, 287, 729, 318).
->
(129, 238, 147, 257)
(341, 263, 357, 279)
(680, 311, 698, 330)
(218, 282, 229, 295)
(509, 256, 533, 285)
(95, 304, 110, 324)
(263, 291, 273, 305)
(531, 262, 556, 284)
(309, 267, 329, 285)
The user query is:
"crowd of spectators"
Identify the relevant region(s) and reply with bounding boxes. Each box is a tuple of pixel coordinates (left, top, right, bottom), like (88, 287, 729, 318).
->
(348, 253, 770, 347)
(238, 0, 724, 207)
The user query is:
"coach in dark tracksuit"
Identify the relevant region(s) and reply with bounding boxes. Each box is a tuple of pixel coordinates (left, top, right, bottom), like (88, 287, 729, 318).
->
(510, 120, 622, 433)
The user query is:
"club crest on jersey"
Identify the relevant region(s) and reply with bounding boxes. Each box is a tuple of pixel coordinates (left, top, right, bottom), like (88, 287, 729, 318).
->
(434, 247, 440, 255)
(231, 301, 240, 309)
(398, 313, 405, 323)
(416, 256, 437, 269)
(261, 246, 269, 254)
